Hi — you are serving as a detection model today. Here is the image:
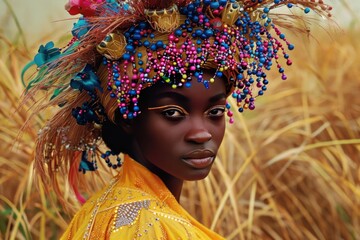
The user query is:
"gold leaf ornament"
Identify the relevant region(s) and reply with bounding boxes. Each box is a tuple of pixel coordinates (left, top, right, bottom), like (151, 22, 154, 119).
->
(96, 32, 127, 60)
(222, 1, 244, 26)
(145, 5, 181, 33)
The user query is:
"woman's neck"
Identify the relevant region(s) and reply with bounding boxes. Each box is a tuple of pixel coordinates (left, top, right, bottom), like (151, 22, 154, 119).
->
(129, 151, 184, 202)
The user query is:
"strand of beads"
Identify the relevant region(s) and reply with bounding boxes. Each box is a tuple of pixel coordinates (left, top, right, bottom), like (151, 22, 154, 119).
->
(101, 151, 122, 169)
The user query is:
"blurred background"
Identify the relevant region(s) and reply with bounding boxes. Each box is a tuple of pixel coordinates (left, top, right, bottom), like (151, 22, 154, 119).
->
(1, 0, 359, 239)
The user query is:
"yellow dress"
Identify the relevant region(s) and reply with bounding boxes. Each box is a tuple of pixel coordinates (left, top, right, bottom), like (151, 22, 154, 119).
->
(61, 155, 224, 239)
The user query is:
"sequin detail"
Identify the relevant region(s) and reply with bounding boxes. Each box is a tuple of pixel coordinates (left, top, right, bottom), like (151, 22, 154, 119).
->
(114, 200, 150, 229)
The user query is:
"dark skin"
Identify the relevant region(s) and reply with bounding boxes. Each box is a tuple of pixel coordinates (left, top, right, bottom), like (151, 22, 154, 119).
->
(124, 71, 227, 201)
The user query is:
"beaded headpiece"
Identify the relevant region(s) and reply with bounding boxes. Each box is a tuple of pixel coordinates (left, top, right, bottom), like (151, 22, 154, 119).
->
(22, 0, 331, 196)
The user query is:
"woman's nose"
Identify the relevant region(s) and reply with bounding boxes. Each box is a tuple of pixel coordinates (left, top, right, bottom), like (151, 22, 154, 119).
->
(184, 119, 212, 144)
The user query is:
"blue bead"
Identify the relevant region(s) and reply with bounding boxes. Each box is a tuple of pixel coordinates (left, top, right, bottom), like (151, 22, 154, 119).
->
(210, 2, 219, 9)
(143, 40, 150, 47)
(219, 0, 227, 6)
(138, 22, 147, 29)
(204, 0, 211, 5)
(204, 29, 214, 37)
(122, 53, 131, 60)
(125, 45, 134, 52)
(216, 71, 223, 77)
(288, 44, 295, 50)
(150, 44, 157, 51)
(175, 29, 183, 37)
(133, 33, 141, 40)
(192, 16, 199, 22)
(156, 41, 164, 48)
(195, 29, 203, 36)
(187, 3, 195, 11)
(304, 7, 310, 14)
(120, 107, 127, 114)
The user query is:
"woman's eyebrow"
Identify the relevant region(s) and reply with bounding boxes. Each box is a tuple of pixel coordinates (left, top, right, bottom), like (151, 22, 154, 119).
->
(209, 93, 227, 103)
(153, 92, 189, 103)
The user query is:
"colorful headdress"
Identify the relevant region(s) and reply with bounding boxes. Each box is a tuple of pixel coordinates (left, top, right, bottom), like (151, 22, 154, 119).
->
(22, 0, 331, 198)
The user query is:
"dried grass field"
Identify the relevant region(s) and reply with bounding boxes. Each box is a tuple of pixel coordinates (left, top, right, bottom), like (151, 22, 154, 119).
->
(1, 2, 359, 240)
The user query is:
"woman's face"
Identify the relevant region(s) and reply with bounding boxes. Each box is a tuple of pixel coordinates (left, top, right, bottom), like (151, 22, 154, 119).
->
(131, 71, 227, 181)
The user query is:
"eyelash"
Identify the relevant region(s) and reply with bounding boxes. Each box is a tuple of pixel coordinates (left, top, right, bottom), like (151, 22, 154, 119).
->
(162, 107, 186, 119)
(205, 105, 226, 118)
(148, 105, 225, 119)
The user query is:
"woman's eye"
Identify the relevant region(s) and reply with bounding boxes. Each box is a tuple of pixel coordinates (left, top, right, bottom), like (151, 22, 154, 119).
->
(207, 106, 225, 117)
(162, 108, 185, 118)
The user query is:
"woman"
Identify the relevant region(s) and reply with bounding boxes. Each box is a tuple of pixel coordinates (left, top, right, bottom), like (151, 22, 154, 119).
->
(22, 0, 332, 238)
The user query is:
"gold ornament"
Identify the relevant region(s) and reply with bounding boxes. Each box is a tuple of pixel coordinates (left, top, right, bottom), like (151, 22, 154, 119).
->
(145, 5, 180, 33)
(222, 1, 244, 26)
(96, 32, 126, 60)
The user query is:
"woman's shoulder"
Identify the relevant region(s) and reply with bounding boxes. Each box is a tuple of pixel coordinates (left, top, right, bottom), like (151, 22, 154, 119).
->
(61, 180, 221, 239)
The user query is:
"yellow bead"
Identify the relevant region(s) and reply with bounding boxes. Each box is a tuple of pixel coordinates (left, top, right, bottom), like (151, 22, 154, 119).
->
(182, 74, 187, 79)
(172, 84, 177, 89)
(210, 78, 215, 83)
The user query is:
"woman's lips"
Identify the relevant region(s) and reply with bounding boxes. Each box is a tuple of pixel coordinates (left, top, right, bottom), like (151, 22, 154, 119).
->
(182, 149, 215, 169)
(182, 156, 215, 169)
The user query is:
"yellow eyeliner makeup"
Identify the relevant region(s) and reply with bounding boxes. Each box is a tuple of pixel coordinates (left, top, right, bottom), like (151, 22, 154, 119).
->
(147, 105, 189, 115)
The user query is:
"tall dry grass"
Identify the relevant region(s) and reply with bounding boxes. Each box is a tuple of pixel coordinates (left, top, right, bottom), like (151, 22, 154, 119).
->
(1, 7, 360, 240)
